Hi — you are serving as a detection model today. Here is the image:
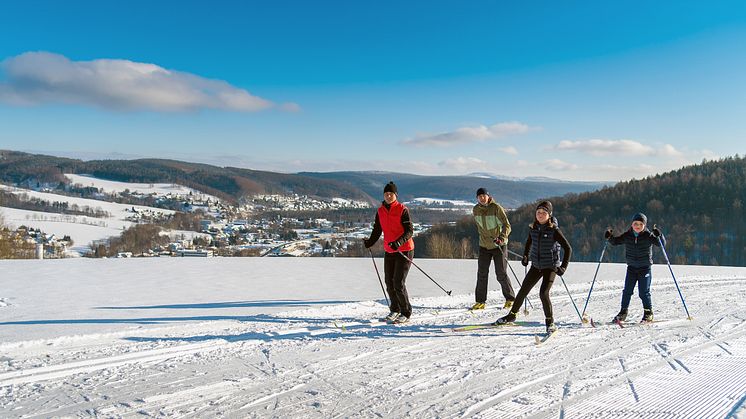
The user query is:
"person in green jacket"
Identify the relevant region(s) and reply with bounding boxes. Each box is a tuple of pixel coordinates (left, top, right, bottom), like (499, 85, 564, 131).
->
(471, 187, 515, 310)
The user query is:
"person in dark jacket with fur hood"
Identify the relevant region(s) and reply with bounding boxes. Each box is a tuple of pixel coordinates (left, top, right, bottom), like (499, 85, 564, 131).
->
(605, 212, 665, 323)
(494, 200, 572, 333)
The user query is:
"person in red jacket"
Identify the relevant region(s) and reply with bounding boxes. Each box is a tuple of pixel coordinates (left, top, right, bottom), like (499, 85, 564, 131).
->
(364, 181, 415, 324)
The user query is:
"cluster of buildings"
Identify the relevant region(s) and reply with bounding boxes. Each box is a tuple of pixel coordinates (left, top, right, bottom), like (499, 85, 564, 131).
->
(0, 225, 72, 259)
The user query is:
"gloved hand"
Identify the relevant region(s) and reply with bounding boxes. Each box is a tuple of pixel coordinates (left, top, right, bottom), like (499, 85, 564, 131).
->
(555, 265, 566, 276)
(388, 241, 400, 250)
(604, 229, 613, 239)
(493, 237, 504, 246)
(651, 227, 661, 238)
(521, 255, 529, 266)
(363, 238, 373, 248)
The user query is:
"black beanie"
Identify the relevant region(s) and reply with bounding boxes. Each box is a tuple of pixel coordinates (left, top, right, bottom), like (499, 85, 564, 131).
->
(632, 212, 647, 224)
(476, 187, 489, 196)
(536, 200, 553, 215)
(383, 181, 397, 194)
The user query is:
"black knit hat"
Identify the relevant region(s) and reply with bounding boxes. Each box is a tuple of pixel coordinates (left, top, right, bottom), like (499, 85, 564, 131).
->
(383, 181, 397, 194)
(536, 200, 553, 215)
(476, 187, 489, 196)
(632, 212, 647, 224)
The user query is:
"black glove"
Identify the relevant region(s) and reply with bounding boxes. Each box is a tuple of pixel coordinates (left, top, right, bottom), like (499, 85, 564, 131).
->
(363, 238, 373, 248)
(521, 255, 529, 266)
(388, 241, 400, 250)
(555, 265, 566, 276)
(651, 227, 661, 238)
(604, 229, 613, 239)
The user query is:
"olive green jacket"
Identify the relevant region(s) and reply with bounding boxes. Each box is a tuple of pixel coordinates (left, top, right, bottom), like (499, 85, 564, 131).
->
(473, 198, 511, 249)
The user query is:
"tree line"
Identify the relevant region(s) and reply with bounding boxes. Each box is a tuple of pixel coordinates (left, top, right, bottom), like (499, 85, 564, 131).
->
(414, 156, 746, 267)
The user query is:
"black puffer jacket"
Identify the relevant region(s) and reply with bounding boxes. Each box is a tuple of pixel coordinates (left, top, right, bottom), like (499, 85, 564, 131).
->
(608, 229, 665, 268)
(524, 219, 572, 270)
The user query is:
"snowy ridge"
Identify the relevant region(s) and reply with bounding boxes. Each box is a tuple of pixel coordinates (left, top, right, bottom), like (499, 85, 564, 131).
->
(1, 258, 745, 417)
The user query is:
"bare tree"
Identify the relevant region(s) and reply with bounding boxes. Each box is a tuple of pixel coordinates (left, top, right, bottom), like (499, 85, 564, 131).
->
(428, 233, 456, 259)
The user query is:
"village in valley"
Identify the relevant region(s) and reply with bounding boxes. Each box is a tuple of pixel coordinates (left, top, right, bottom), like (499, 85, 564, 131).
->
(1, 175, 439, 259)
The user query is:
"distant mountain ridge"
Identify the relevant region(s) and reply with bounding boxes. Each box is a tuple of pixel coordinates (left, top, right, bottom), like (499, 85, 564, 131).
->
(1, 150, 605, 207)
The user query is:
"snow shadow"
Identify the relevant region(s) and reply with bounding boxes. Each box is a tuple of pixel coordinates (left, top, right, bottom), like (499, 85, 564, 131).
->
(95, 299, 357, 310)
(122, 316, 546, 344)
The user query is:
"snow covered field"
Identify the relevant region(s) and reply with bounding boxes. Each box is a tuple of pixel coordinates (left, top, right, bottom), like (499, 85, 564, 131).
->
(65, 174, 217, 201)
(1, 257, 745, 418)
(0, 186, 207, 255)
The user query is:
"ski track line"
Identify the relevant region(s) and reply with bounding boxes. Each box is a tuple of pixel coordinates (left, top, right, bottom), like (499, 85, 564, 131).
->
(525, 318, 746, 419)
(459, 314, 743, 418)
(0, 339, 248, 387)
(326, 296, 692, 419)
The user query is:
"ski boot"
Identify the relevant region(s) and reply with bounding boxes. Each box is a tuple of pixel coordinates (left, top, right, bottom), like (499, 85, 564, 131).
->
(546, 319, 558, 334)
(493, 311, 517, 326)
(470, 302, 486, 310)
(503, 300, 514, 309)
(641, 309, 654, 323)
(612, 308, 628, 323)
(393, 315, 409, 324)
(384, 312, 400, 323)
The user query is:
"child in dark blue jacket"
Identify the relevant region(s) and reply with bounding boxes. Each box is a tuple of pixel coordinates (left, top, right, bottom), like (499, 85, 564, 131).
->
(605, 212, 665, 323)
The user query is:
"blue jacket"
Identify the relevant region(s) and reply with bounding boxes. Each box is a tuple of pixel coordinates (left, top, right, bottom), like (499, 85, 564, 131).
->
(608, 229, 665, 268)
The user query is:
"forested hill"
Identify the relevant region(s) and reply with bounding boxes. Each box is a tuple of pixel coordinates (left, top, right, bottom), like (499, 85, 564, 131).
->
(0, 150, 604, 206)
(300, 171, 605, 208)
(416, 156, 746, 266)
(0, 150, 370, 203)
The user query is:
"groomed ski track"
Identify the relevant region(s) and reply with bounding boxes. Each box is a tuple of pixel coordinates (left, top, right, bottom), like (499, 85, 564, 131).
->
(1, 259, 745, 418)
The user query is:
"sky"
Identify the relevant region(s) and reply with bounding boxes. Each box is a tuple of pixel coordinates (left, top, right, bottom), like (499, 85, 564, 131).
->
(1, 1, 745, 182)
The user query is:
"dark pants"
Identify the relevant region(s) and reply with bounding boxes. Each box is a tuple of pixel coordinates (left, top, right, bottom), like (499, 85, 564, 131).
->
(621, 266, 652, 310)
(384, 250, 413, 317)
(475, 246, 515, 303)
(512, 267, 556, 322)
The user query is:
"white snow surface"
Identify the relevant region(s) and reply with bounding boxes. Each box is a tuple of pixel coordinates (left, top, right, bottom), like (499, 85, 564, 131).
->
(0, 186, 196, 255)
(65, 174, 218, 200)
(1, 258, 745, 418)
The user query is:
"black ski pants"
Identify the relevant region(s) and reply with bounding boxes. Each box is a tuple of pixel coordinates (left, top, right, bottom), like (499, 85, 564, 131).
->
(512, 266, 556, 323)
(476, 245, 515, 303)
(384, 250, 413, 318)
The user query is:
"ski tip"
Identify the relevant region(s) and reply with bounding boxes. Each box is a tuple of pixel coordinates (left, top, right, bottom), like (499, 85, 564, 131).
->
(590, 317, 597, 328)
(534, 335, 541, 345)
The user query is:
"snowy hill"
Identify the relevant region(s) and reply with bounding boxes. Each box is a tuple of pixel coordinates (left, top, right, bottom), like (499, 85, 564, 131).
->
(65, 174, 219, 201)
(1, 258, 745, 417)
(0, 185, 205, 256)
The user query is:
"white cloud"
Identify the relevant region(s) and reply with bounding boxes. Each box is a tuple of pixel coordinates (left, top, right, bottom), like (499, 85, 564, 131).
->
(657, 143, 683, 158)
(545, 159, 579, 171)
(0, 51, 295, 112)
(402, 121, 537, 147)
(437, 157, 489, 172)
(555, 139, 656, 156)
(498, 146, 519, 155)
(554, 139, 688, 158)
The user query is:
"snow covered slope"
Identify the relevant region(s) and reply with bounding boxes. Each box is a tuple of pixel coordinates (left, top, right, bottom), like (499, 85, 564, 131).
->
(0, 185, 179, 255)
(1, 258, 745, 417)
(65, 174, 218, 201)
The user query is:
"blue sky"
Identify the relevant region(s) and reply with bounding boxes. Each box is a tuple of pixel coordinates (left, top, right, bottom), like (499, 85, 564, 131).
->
(1, 1, 745, 181)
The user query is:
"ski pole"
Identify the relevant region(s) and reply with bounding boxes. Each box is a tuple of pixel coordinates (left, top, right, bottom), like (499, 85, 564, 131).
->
(495, 245, 534, 311)
(523, 264, 528, 315)
(581, 242, 607, 324)
(369, 249, 389, 306)
(558, 274, 584, 323)
(397, 250, 452, 296)
(654, 227, 693, 320)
